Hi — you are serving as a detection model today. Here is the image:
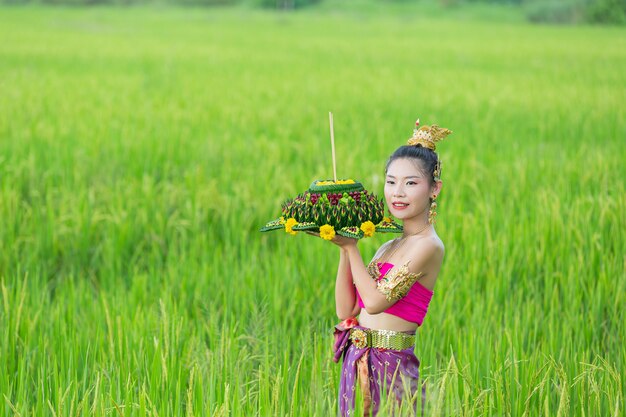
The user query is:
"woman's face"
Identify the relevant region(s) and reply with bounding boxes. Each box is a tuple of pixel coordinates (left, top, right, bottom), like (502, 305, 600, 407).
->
(384, 158, 438, 221)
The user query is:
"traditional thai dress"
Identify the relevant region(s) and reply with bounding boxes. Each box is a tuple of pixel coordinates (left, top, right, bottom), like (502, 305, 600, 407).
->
(333, 261, 433, 417)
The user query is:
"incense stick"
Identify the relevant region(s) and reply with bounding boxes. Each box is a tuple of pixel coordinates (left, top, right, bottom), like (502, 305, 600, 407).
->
(329, 112, 337, 182)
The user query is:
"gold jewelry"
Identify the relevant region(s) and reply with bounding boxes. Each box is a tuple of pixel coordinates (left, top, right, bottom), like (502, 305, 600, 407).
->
(367, 225, 429, 300)
(402, 221, 431, 239)
(407, 119, 452, 151)
(381, 223, 429, 263)
(349, 327, 415, 350)
(367, 221, 431, 279)
(428, 196, 437, 225)
(376, 261, 425, 302)
(433, 160, 442, 180)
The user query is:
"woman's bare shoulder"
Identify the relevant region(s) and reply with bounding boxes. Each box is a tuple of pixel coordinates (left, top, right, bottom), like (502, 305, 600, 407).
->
(406, 234, 445, 263)
(403, 235, 444, 290)
(426, 234, 445, 254)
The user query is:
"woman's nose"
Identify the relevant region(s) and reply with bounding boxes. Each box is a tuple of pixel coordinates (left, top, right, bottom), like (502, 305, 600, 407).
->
(393, 185, 405, 197)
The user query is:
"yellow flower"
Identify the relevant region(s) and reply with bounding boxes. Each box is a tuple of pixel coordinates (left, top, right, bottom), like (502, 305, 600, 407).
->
(360, 221, 375, 238)
(319, 224, 335, 240)
(383, 217, 392, 223)
(285, 218, 298, 235)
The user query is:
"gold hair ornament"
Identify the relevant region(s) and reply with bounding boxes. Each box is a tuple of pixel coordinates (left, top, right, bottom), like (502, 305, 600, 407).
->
(407, 119, 452, 151)
(433, 160, 442, 180)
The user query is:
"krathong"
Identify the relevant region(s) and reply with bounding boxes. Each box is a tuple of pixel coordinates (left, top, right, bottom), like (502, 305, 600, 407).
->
(260, 113, 403, 239)
(260, 179, 403, 239)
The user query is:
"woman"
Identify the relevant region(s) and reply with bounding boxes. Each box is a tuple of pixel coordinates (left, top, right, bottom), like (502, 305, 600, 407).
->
(326, 121, 451, 416)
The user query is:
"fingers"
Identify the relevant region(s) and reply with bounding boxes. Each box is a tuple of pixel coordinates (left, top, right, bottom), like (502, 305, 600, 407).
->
(331, 235, 357, 246)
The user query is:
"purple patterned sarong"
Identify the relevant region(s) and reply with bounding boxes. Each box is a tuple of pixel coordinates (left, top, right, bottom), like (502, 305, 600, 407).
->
(333, 319, 424, 417)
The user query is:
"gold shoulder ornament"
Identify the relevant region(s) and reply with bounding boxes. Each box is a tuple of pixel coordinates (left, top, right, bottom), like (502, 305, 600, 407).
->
(376, 261, 425, 302)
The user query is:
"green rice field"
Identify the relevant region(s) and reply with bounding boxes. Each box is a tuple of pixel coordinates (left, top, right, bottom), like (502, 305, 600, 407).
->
(0, 4, 625, 416)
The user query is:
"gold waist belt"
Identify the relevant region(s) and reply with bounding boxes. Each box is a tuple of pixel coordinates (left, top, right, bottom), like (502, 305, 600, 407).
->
(349, 328, 415, 350)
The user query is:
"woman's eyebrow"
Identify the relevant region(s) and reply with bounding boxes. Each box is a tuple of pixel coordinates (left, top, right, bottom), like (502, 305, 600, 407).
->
(386, 175, 422, 179)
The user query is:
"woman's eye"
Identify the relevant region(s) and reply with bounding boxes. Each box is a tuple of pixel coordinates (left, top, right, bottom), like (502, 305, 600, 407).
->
(386, 180, 395, 185)
(407, 181, 416, 185)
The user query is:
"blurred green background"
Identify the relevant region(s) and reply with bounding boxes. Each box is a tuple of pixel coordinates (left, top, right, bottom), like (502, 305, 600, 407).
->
(2, 0, 626, 25)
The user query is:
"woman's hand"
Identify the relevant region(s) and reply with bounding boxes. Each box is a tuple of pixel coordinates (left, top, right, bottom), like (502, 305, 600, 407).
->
(331, 235, 359, 248)
(305, 231, 358, 248)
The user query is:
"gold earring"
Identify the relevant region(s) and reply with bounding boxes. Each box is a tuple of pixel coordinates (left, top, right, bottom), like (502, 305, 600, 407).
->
(428, 195, 437, 224)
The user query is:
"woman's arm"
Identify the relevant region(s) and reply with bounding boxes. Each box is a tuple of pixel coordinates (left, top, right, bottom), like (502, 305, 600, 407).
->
(330, 236, 404, 316)
(344, 239, 442, 314)
(343, 244, 392, 314)
(335, 247, 360, 320)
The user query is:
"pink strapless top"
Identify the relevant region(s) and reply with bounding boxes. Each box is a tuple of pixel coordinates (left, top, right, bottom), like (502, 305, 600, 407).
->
(357, 262, 433, 326)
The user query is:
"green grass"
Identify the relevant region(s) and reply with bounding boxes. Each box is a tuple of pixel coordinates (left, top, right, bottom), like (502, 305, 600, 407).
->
(0, 4, 625, 416)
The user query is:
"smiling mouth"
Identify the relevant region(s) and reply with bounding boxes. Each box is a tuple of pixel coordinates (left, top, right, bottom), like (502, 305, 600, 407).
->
(392, 202, 409, 208)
